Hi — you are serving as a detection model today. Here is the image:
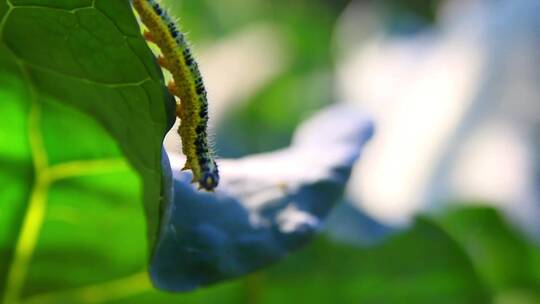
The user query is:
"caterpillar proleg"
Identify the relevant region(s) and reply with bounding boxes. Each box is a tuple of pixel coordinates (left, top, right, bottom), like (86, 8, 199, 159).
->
(132, 0, 219, 191)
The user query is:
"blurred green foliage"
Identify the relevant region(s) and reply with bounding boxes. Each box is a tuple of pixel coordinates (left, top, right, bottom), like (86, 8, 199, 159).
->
(166, 0, 347, 156)
(381, 0, 439, 34)
(1, 0, 540, 303)
(435, 208, 540, 301)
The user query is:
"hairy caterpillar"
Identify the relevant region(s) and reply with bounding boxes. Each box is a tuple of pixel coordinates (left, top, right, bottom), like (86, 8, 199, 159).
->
(132, 0, 219, 191)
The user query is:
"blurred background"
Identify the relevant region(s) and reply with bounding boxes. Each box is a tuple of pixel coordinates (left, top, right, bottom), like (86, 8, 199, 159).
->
(161, 0, 540, 302)
(165, 0, 540, 241)
(2, 0, 540, 302)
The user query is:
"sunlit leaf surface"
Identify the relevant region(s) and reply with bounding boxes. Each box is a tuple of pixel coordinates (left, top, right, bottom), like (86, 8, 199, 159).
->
(0, 1, 173, 303)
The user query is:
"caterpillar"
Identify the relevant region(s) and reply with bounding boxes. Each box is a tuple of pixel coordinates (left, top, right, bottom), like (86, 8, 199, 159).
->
(132, 0, 219, 191)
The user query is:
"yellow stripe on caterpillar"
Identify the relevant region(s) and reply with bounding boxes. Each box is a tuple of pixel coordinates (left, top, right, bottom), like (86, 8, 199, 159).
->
(132, 0, 219, 191)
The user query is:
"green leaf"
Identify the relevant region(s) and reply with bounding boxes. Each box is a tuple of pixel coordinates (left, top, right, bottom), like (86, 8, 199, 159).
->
(258, 217, 491, 304)
(97, 217, 492, 304)
(0, 0, 173, 302)
(434, 207, 540, 301)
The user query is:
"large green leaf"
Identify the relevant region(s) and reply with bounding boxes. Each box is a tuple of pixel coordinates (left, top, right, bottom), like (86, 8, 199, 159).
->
(0, 0, 174, 302)
(435, 207, 540, 303)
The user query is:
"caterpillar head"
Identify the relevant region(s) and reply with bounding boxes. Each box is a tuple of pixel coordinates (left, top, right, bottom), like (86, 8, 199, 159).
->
(199, 169, 219, 191)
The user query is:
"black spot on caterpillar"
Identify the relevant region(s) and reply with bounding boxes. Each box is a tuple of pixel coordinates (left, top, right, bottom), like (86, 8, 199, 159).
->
(132, 0, 219, 191)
